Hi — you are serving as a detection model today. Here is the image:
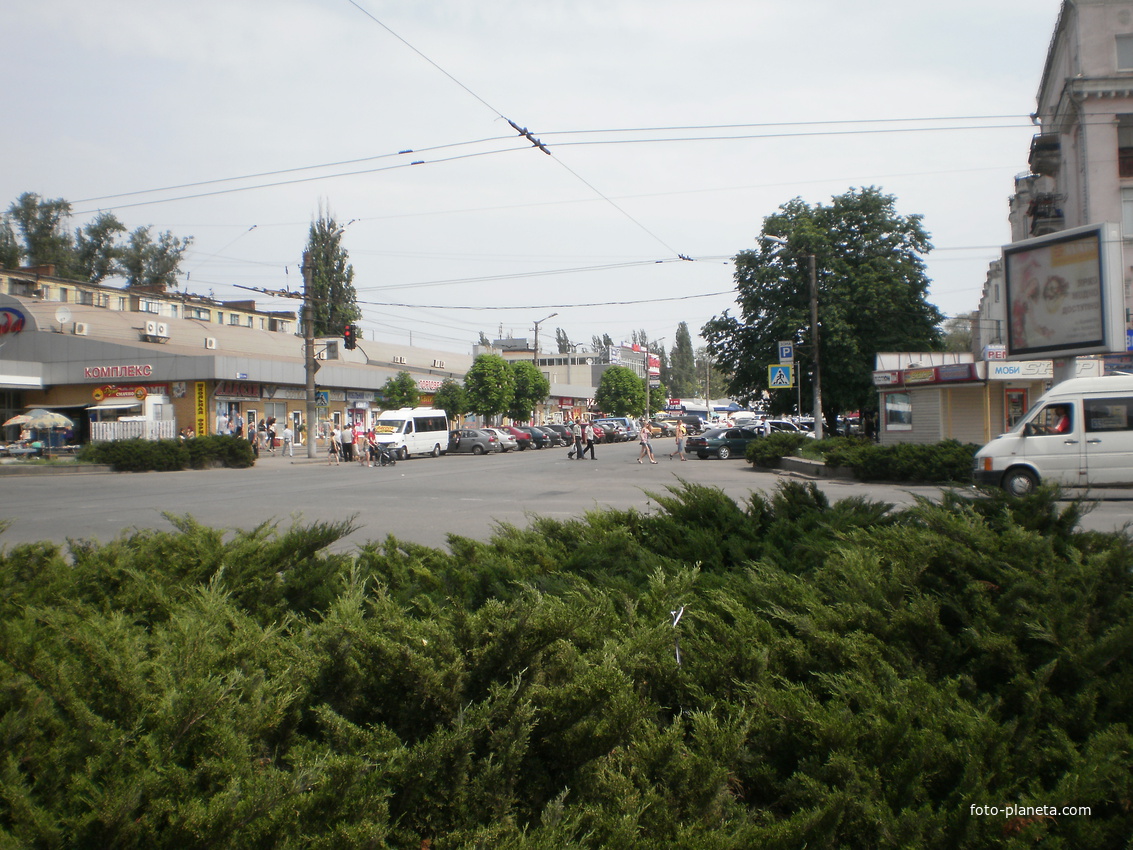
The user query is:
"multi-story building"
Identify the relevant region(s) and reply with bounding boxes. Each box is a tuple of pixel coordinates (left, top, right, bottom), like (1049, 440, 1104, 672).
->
(0, 267, 471, 444)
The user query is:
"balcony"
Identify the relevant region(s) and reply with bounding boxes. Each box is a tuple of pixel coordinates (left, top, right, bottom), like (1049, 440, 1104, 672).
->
(1028, 133, 1061, 176)
(1027, 192, 1065, 236)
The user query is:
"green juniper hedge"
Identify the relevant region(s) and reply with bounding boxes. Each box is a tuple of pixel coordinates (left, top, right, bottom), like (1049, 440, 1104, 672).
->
(1, 483, 1131, 848)
(77, 435, 256, 471)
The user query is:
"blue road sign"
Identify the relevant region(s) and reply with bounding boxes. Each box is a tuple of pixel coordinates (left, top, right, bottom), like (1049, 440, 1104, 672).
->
(768, 364, 794, 388)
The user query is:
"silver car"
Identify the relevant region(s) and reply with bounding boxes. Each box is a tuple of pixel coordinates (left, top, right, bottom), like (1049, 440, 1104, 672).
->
(484, 427, 519, 452)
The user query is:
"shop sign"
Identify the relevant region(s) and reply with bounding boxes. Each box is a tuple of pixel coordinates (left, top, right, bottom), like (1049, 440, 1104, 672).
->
(0, 307, 27, 336)
(872, 370, 902, 386)
(194, 382, 208, 436)
(989, 360, 1053, 380)
(903, 367, 937, 384)
(558, 397, 574, 408)
(937, 363, 975, 382)
(983, 344, 1007, 360)
(83, 363, 153, 380)
(92, 384, 169, 402)
(417, 379, 442, 391)
(214, 380, 259, 400)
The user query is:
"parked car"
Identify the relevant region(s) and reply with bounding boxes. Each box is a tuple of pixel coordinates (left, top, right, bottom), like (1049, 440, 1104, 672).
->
(447, 428, 499, 455)
(686, 426, 762, 460)
(513, 425, 553, 449)
(544, 423, 574, 446)
(500, 425, 534, 450)
(531, 425, 565, 447)
(648, 420, 675, 437)
(766, 419, 816, 438)
(484, 427, 519, 452)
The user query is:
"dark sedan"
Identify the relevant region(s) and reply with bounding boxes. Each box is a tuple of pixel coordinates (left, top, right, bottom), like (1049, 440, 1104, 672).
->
(513, 425, 553, 449)
(686, 426, 762, 460)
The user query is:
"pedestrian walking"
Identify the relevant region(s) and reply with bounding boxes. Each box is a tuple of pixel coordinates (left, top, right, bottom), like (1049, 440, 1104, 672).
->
(637, 424, 657, 463)
(583, 421, 596, 459)
(267, 418, 277, 454)
(328, 427, 341, 465)
(282, 424, 294, 457)
(570, 420, 584, 460)
(668, 420, 687, 461)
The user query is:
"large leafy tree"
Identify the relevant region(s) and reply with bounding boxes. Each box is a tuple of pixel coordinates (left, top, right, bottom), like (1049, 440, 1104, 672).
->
(0, 217, 19, 268)
(119, 226, 193, 291)
(380, 371, 420, 410)
(703, 187, 942, 427)
(509, 360, 551, 422)
(305, 211, 361, 337)
(6, 192, 76, 274)
(431, 378, 469, 423)
(554, 328, 572, 354)
(668, 322, 698, 397)
(464, 354, 515, 423)
(74, 212, 127, 283)
(595, 365, 645, 417)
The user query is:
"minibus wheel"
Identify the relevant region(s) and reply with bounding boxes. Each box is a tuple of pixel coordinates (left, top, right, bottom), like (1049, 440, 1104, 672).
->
(1003, 467, 1038, 497)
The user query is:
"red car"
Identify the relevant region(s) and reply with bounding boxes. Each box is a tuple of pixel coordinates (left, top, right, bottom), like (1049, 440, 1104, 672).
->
(500, 425, 534, 450)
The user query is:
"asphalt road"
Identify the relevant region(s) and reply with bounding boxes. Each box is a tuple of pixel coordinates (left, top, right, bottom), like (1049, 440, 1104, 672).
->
(1, 440, 1129, 555)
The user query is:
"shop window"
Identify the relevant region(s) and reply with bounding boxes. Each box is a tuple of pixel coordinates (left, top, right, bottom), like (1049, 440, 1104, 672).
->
(1118, 115, 1133, 178)
(883, 392, 912, 431)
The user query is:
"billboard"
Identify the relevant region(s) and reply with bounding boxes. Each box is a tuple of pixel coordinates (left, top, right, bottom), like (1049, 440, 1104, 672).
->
(1003, 222, 1125, 359)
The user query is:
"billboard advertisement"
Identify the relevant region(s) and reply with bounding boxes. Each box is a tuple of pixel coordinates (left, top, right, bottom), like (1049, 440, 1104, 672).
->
(1003, 222, 1125, 359)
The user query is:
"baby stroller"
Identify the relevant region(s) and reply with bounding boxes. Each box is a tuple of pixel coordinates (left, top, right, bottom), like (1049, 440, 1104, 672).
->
(374, 442, 398, 467)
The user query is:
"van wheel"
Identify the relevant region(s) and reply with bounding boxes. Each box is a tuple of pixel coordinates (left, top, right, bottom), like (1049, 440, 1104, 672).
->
(400, 448, 409, 461)
(1003, 467, 1038, 497)
(431, 443, 441, 458)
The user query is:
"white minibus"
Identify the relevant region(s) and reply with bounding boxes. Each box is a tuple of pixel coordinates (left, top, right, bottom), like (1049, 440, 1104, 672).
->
(973, 375, 1133, 495)
(373, 407, 449, 459)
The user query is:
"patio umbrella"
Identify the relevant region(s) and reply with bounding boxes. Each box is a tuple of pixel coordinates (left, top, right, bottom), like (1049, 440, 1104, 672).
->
(3, 413, 33, 427)
(21, 409, 74, 429)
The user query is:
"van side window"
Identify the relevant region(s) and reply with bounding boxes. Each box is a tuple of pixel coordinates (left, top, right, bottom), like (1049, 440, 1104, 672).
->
(1084, 397, 1133, 432)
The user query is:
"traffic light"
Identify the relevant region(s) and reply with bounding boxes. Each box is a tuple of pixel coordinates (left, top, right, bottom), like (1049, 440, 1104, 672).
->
(343, 324, 356, 350)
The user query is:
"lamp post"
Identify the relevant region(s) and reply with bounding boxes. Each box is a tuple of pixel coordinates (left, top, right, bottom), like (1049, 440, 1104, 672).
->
(532, 312, 558, 364)
(763, 236, 823, 440)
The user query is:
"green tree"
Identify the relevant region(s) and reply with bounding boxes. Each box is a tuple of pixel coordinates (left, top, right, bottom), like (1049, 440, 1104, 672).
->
(591, 333, 612, 352)
(942, 312, 976, 353)
(595, 365, 645, 417)
(668, 322, 697, 396)
(465, 354, 515, 423)
(508, 360, 551, 422)
(432, 378, 469, 423)
(695, 346, 732, 405)
(0, 216, 19, 268)
(119, 226, 193, 291)
(6, 192, 75, 274)
(305, 211, 360, 336)
(554, 327, 572, 353)
(703, 187, 942, 428)
(380, 371, 421, 410)
(74, 212, 127, 283)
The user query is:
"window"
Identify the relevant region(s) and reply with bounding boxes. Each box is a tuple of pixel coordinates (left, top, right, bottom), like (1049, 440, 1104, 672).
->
(1118, 115, 1133, 177)
(216, 312, 224, 324)
(1084, 397, 1133, 432)
(59, 288, 68, 302)
(883, 392, 912, 431)
(1031, 403, 1073, 435)
(229, 314, 240, 325)
(1118, 34, 1133, 70)
(118, 297, 127, 310)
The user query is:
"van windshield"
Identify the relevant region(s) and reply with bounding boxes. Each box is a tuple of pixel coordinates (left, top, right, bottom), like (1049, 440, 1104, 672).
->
(375, 420, 405, 434)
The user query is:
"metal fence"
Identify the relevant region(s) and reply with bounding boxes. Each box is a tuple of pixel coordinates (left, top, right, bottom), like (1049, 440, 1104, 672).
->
(90, 420, 178, 442)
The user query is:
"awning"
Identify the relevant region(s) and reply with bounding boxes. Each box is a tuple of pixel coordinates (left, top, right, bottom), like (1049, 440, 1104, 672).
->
(86, 400, 143, 410)
(0, 375, 43, 389)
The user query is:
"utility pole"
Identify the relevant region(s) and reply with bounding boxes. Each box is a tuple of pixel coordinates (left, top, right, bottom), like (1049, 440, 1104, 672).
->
(302, 251, 318, 458)
(809, 253, 823, 440)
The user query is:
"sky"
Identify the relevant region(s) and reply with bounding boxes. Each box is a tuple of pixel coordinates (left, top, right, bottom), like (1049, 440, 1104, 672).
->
(5, 0, 1066, 357)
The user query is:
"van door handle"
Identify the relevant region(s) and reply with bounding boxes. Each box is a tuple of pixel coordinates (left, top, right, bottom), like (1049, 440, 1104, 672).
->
(1086, 439, 1102, 444)
(1063, 440, 1078, 445)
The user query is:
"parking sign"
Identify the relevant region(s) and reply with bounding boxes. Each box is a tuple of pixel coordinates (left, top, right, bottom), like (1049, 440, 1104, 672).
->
(778, 340, 794, 363)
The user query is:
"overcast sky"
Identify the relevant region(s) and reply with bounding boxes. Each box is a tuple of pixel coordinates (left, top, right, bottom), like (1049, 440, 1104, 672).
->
(6, 0, 1064, 355)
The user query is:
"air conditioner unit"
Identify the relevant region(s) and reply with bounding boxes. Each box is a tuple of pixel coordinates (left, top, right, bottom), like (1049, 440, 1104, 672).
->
(392, 355, 406, 364)
(145, 320, 158, 336)
(433, 359, 446, 369)
(156, 322, 169, 337)
(73, 322, 89, 336)
(205, 337, 217, 350)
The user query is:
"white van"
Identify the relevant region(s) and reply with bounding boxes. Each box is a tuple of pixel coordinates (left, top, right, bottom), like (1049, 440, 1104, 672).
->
(973, 375, 1133, 495)
(373, 407, 449, 459)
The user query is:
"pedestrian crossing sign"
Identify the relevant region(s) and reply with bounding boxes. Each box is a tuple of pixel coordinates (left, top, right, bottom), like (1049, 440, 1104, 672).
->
(768, 364, 794, 388)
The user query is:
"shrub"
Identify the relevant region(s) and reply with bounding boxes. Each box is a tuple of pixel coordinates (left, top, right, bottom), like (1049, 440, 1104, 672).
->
(78, 435, 254, 472)
(745, 432, 807, 467)
(824, 438, 978, 484)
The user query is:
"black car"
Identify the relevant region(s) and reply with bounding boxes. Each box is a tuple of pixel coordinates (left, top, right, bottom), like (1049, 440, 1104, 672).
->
(534, 425, 569, 447)
(544, 424, 574, 446)
(513, 426, 552, 448)
(686, 426, 762, 460)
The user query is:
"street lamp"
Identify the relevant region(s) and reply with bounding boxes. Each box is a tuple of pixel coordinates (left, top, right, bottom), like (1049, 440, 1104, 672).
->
(763, 236, 823, 439)
(532, 312, 558, 364)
